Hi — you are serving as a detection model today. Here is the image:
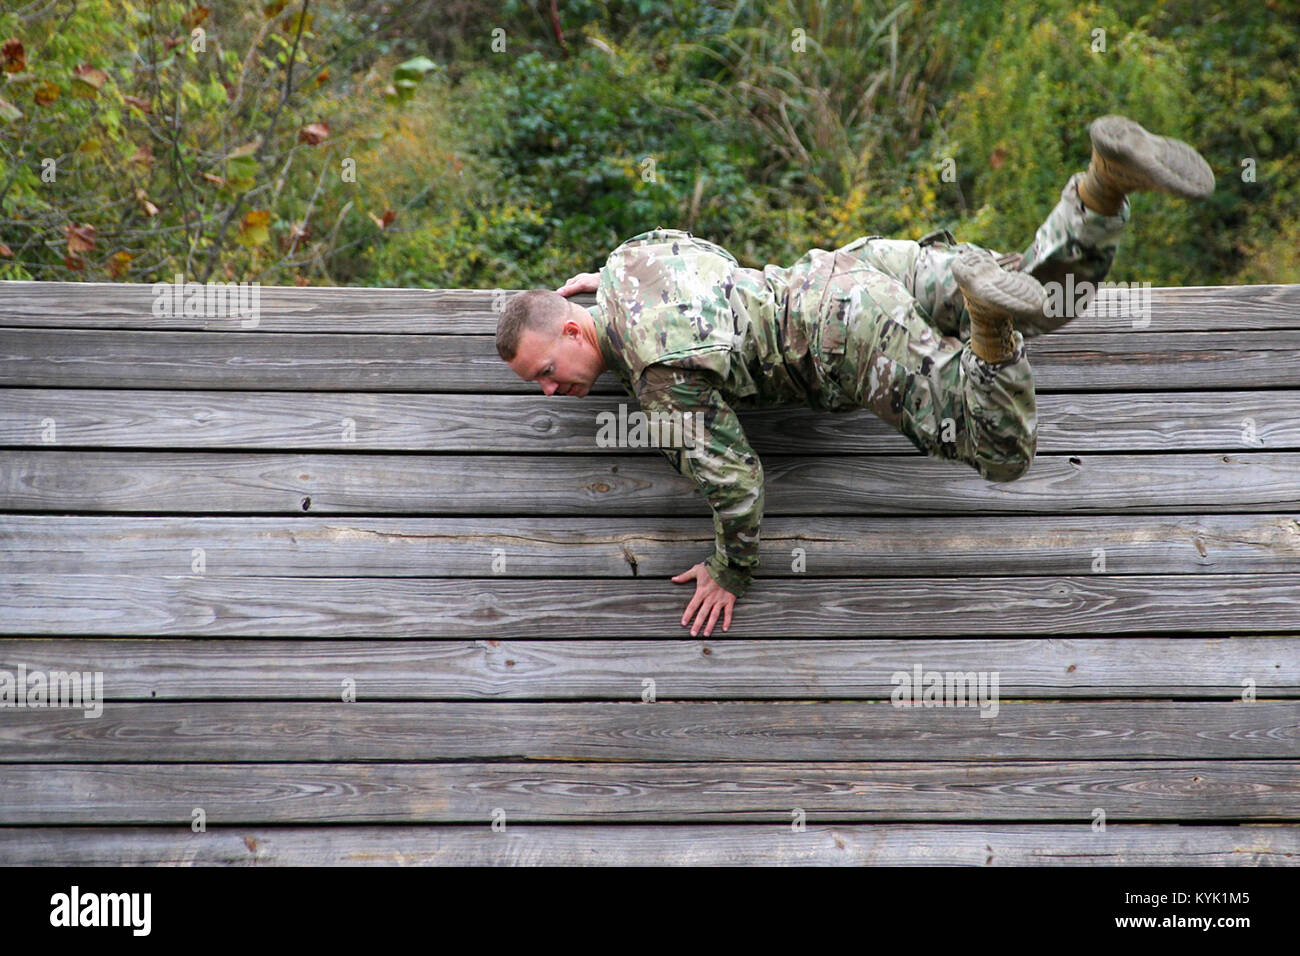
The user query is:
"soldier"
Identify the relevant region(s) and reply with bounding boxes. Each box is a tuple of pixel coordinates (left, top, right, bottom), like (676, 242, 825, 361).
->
(496, 115, 1214, 636)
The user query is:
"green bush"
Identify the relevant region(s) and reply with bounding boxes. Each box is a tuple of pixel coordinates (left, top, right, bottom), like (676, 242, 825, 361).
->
(941, 1, 1204, 283)
(4, 0, 1296, 287)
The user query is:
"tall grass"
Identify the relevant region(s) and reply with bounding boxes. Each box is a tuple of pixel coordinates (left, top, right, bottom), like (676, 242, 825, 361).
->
(680, 0, 953, 207)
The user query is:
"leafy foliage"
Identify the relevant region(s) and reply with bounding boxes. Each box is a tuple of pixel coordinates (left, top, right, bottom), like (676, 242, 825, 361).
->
(2, 0, 1296, 287)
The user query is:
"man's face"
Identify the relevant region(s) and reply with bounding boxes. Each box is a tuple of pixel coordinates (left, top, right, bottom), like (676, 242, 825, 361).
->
(508, 319, 599, 397)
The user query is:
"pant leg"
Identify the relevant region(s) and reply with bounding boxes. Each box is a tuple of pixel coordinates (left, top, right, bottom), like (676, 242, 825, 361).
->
(1018, 171, 1130, 281)
(839, 236, 957, 331)
(913, 172, 1133, 339)
(850, 171, 1131, 340)
(839, 232, 1013, 340)
(819, 170, 1128, 482)
(832, 267, 1037, 483)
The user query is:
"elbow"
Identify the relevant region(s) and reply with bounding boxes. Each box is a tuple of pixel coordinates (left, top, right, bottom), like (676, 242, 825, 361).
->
(979, 456, 1033, 483)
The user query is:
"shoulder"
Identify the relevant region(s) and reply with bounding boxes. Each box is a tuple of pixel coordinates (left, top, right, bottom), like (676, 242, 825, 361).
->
(604, 228, 738, 282)
(599, 228, 738, 379)
(608, 227, 736, 260)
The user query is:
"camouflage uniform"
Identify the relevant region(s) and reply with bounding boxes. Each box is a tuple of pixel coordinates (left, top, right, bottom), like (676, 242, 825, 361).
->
(590, 171, 1129, 597)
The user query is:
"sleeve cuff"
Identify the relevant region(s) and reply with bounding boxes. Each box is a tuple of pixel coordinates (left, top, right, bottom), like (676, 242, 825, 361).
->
(705, 553, 753, 598)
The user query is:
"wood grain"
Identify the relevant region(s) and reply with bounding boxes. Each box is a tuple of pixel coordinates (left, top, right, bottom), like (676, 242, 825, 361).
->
(4, 328, 1300, 391)
(0, 761, 1295, 822)
(4, 823, 1294, 866)
(3, 514, 1296, 576)
(3, 280, 1298, 334)
(4, 572, 1300, 636)
(2, 450, 1299, 513)
(1, 701, 1295, 761)
(3, 276, 1298, 863)
(4, 388, 1298, 451)
(2, 637, 1295, 698)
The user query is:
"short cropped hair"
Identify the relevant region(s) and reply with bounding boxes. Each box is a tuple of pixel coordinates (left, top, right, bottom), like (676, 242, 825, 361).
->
(496, 289, 568, 362)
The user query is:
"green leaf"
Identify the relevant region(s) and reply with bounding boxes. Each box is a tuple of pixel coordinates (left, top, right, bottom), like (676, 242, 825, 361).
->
(391, 56, 437, 101)
(225, 155, 258, 191)
(393, 56, 436, 83)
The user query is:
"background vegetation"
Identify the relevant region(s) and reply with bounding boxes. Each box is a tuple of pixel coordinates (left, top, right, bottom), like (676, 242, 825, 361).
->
(2, 0, 1296, 287)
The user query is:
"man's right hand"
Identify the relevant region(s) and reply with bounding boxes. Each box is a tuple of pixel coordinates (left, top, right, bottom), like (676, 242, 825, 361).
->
(556, 272, 600, 297)
(672, 561, 737, 637)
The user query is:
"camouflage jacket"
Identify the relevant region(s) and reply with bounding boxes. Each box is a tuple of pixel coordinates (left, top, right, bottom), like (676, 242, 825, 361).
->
(590, 226, 870, 597)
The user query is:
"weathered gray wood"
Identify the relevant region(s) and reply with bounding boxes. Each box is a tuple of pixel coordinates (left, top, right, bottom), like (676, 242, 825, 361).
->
(5, 388, 1299, 452)
(0, 761, 1294, 822)
(3, 280, 1298, 334)
(4, 328, 1300, 390)
(2, 637, 1295, 699)
(3, 514, 1296, 576)
(0, 283, 541, 334)
(2, 702, 1295, 761)
(4, 277, 1298, 865)
(3, 450, 1299, 513)
(0, 329, 519, 392)
(5, 823, 1295, 866)
(4, 572, 1300, 636)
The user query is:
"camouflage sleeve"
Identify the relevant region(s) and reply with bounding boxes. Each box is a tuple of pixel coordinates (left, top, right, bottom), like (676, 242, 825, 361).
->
(635, 362, 763, 598)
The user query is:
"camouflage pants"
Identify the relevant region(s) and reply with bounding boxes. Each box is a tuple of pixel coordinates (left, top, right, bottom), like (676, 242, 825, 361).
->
(833, 171, 1129, 481)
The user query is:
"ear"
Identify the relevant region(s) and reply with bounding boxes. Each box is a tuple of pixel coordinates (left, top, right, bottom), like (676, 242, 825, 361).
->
(563, 300, 586, 330)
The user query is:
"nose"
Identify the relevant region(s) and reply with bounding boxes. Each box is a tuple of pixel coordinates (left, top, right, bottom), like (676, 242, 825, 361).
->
(541, 379, 558, 396)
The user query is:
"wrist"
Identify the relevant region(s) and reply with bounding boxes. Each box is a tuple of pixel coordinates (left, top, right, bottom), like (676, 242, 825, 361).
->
(705, 553, 752, 598)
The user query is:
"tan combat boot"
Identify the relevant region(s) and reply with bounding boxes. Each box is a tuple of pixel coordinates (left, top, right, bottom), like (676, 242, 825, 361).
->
(951, 247, 1047, 365)
(1076, 115, 1215, 215)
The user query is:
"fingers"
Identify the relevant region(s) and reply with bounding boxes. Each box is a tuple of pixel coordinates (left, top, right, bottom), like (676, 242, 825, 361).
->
(688, 597, 720, 637)
(673, 562, 705, 584)
(702, 601, 722, 637)
(681, 587, 705, 628)
(688, 599, 706, 636)
(556, 273, 597, 297)
(674, 563, 736, 636)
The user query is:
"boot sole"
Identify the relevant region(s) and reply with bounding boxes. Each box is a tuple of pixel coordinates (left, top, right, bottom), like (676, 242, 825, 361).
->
(951, 249, 1046, 323)
(1089, 114, 1215, 198)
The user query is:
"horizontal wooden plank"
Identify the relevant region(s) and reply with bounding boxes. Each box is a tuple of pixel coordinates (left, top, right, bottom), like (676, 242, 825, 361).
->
(0, 329, 513, 392)
(4, 328, 1300, 391)
(0, 282, 507, 333)
(3, 281, 1298, 334)
(2, 702, 1295, 761)
(4, 388, 1298, 452)
(3, 514, 1296, 577)
(0, 762, 1294, 822)
(3, 573, 1300, 636)
(2, 450, 1298, 514)
(5, 823, 1294, 866)
(2, 637, 1295, 699)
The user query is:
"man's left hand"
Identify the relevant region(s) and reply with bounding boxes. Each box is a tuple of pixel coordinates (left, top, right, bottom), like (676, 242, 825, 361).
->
(556, 272, 600, 297)
(671, 562, 737, 636)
